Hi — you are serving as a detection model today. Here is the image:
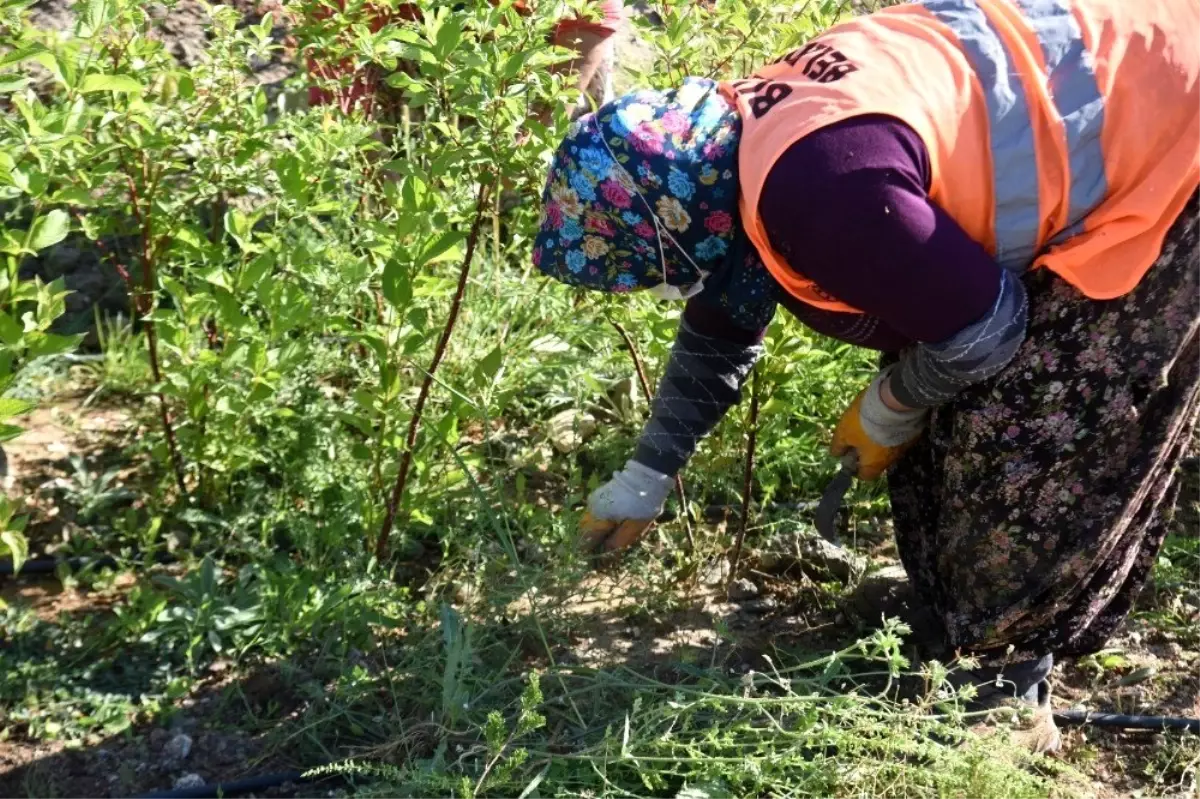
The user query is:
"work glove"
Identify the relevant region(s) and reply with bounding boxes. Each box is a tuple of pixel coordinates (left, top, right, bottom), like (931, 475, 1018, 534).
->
(831, 366, 928, 481)
(579, 459, 674, 553)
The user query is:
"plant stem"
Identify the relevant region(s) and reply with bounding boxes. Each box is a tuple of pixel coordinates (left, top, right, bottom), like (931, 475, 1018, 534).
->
(375, 181, 492, 560)
(125, 171, 188, 498)
(728, 366, 759, 586)
(609, 320, 695, 551)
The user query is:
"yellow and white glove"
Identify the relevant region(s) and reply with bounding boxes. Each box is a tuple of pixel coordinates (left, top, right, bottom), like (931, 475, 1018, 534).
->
(579, 460, 674, 553)
(832, 366, 929, 481)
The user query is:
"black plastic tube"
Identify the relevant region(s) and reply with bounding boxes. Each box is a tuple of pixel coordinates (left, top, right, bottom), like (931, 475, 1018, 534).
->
(1054, 709, 1199, 733)
(132, 769, 313, 799)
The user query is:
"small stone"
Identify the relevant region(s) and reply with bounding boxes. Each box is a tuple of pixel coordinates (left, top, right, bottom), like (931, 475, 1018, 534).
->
(798, 536, 865, 583)
(753, 520, 865, 583)
(453, 582, 475, 605)
(752, 550, 799, 575)
(173, 773, 205, 790)
(741, 597, 779, 615)
(606, 377, 640, 418)
(698, 558, 731, 586)
(163, 732, 192, 762)
(546, 409, 597, 454)
(728, 578, 760, 602)
(165, 530, 190, 553)
(173, 38, 206, 67)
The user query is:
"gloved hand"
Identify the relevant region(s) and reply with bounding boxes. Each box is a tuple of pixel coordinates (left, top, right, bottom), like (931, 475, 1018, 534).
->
(832, 366, 929, 481)
(579, 459, 674, 553)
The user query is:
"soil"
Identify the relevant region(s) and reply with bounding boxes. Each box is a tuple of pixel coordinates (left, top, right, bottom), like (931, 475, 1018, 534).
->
(0, 651, 328, 798)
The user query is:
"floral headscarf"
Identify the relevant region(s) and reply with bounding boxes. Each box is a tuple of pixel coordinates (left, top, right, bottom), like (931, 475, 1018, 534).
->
(533, 77, 779, 328)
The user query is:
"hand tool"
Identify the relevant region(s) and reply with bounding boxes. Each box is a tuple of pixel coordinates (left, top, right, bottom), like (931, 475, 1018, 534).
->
(815, 448, 858, 546)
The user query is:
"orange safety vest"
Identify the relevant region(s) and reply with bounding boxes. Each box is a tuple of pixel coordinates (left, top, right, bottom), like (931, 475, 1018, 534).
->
(720, 0, 1200, 314)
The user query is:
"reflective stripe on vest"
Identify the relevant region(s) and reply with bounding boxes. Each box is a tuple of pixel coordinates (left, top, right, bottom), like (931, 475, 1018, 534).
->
(923, 0, 1108, 268)
(1016, 0, 1108, 244)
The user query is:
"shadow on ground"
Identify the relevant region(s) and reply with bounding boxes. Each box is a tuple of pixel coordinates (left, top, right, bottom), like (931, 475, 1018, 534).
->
(0, 567, 880, 798)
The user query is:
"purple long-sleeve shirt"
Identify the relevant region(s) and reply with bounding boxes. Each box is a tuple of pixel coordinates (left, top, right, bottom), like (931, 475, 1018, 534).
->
(684, 115, 1004, 349)
(760, 114, 1003, 347)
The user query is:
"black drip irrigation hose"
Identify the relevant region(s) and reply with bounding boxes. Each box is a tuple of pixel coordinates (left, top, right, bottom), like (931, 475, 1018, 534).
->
(1054, 709, 1200, 734)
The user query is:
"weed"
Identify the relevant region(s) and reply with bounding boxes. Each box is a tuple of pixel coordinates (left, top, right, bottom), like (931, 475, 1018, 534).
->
(79, 311, 149, 406)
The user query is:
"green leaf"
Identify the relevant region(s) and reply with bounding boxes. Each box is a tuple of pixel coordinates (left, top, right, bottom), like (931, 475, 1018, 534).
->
(79, 74, 142, 94)
(207, 629, 223, 652)
(0, 423, 22, 443)
(199, 266, 232, 290)
(0, 397, 34, 420)
(0, 529, 28, 574)
(171, 226, 204, 251)
(418, 231, 464, 268)
(50, 186, 95, 207)
(21, 171, 48, 199)
(402, 332, 425, 356)
(86, 0, 112, 31)
(238, 252, 275, 292)
(28, 210, 69, 251)
(435, 18, 463, 56)
(0, 46, 46, 70)
(177, 74, 195, 99)
(337, 411, 374, 437)
(27, 332, 82, 359)
(225, 209, 254, 250)
(247, 379, 275, 403)
(382, 259, 412, 308)
(274, 154, 305, 202)
(501, 51, 526, 79)
(0, 313, 22, 346)
(213, 288, 249, 330)
(29, 52, 65, 86)
(475, 346, 503, 383)
(78, 213, 103, 241)
(0, 77, 30, 93)
(402, 175, 425, 207)
(12, 96, 44, 137)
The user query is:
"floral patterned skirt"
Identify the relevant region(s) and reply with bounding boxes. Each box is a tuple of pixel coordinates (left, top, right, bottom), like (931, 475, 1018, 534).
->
(887, 193, 1200, 662)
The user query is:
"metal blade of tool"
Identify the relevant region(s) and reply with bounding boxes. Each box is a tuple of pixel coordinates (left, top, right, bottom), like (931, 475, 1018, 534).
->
(815, 450, 858, 546)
